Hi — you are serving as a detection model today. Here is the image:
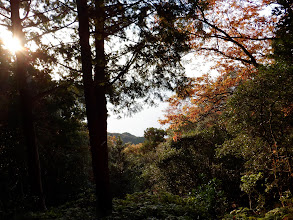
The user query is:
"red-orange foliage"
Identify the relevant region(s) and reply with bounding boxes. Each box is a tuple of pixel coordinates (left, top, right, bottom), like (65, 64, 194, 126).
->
(160, 0, 279, 137)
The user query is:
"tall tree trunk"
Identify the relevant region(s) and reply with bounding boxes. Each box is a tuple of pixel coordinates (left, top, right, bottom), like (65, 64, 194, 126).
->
(94, 0, 112, 216)
(10, 0, 46, 211)
(76, 0, 112, 217)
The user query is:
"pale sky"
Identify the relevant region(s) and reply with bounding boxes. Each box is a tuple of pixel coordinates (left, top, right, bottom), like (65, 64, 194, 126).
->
(1, 1, 275, 138)
(107, 54, 217, 137)
(0, 27, 215, 138)
(107, 102, 169, 137)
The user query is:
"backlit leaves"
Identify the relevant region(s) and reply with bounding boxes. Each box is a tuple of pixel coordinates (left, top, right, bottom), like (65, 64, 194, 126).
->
(160, 0, 279, 137)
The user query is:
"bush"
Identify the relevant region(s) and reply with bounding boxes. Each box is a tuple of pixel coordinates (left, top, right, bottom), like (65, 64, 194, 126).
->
(24, 189, 96, 220)
(190, 178, 228, 219)
(105, 191, 201, 220)
(223, 207, 293, 220)
(25, 188, 227, 219)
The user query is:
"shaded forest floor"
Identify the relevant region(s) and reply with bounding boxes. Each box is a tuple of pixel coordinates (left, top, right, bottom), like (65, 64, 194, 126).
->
(19, 190, 293, 220)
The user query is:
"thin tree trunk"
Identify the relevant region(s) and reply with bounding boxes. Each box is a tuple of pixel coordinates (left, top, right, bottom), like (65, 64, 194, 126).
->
(10, 0, 46, 211)
(76, 0, 112, 217)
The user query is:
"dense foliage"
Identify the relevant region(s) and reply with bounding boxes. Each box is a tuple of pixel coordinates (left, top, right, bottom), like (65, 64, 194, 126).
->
(0, 41, 91, 217)
(108, 132, 145, 145)
(0, 0, 292, 219)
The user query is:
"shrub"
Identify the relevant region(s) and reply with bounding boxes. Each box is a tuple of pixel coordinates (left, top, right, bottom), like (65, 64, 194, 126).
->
(105, 191, 201, 220)
(190, 178, 228, 219)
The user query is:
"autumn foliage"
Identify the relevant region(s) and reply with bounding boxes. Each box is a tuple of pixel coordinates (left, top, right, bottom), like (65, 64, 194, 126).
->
(160, 0, 279, 137)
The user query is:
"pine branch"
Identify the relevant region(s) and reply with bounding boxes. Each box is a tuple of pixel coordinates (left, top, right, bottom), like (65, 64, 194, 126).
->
(21, 0, 32, 21)
(55, 60, 82, 73)
(57, 0, 77, 13)
(26, 20, 77, 42)
(25, 4, 64, 19)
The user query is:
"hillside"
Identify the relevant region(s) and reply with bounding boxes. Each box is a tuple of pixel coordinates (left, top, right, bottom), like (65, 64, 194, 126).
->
(108, 132, 145, 144)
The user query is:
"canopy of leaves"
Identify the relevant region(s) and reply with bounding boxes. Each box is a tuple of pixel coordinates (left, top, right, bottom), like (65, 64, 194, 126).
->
(160, 0, 280, 137)
(160, 0, 293, 211)
(0, 41, 91, 216)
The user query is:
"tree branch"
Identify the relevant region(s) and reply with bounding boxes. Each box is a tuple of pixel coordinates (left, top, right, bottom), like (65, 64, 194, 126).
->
(0, 11, 10, 19)
(0, 23, 10, 28)
(33, 81, 73, 103)
(21, 0, 32, 21)
(200, 47, 254, 65)
(55, 60, 82, 73)
(109, 40, 147, 85)
(25, 4, 63, 19)
(109, 51, 138, 85)
(196, 7, 259, 67)
(0, 5, 10, 12)
(57, 0, 77, 13)
(26, 20, 77, 42)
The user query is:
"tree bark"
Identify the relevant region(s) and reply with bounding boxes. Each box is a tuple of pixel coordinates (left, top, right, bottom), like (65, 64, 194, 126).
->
(76, 0, 112, 217)
(10, 0, 46, 211)
(94, 0, 112, 216)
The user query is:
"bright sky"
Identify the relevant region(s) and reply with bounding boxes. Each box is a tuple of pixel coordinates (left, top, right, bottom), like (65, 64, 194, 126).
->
(1, 1, 277, 138)
(108, 54, 217, 137)
(1, 31, 23, 53)
(107, 102, 169, 137)
(0, 30, 215, 138)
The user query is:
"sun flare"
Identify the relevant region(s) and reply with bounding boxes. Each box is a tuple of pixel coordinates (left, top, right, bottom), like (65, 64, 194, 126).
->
(2, 36, 23, 53)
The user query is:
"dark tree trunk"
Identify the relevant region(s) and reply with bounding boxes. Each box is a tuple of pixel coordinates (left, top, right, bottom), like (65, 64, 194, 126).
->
(94, 0, 112, 216)
(10, 0, 46, 211)
(76, 0, 112, 217)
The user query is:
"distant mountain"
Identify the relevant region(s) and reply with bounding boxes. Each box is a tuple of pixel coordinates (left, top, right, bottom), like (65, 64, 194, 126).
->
(108, 132, 145, 145)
